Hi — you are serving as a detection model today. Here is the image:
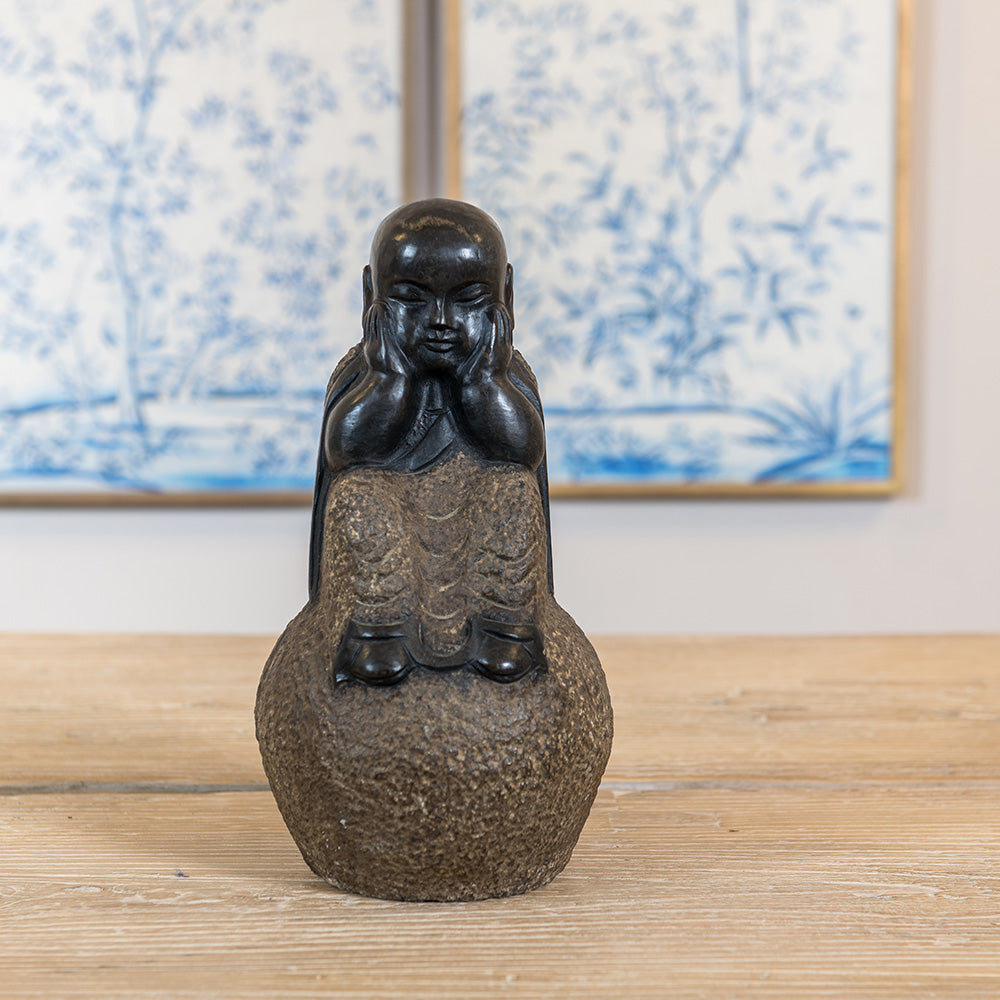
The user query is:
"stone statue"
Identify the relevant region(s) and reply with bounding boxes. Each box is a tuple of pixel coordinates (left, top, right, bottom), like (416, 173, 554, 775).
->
(256, 199, 613, 901)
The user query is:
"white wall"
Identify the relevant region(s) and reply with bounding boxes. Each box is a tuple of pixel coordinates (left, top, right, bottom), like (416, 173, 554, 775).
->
(2, 0, 999, 636)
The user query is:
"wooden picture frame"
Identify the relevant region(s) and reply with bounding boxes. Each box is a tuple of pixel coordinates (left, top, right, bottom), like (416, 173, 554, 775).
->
(445, 0, 911, 498)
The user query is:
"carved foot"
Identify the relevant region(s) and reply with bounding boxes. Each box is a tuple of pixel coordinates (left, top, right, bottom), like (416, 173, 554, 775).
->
(334, 620, 414, 685)
(334, 614, 545, 685)
(470, 616, 546, 682)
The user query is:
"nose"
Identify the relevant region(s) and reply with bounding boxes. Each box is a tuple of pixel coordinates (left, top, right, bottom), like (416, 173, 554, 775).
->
(429, 297, 454, 330)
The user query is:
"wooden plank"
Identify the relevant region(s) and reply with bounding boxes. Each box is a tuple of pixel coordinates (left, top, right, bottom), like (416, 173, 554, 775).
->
(0, 634, 272, 786)
(601, 634, 1000, 782)
(2, 786, 999, 999)
(3, 634, 1000, 786)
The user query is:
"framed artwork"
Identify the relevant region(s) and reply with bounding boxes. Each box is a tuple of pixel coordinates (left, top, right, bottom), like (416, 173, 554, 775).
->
(448, 0, 910, 496)
(0, 0, 404, 504)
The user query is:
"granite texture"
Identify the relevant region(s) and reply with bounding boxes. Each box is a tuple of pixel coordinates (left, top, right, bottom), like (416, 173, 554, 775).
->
(256, 597, 612, 901)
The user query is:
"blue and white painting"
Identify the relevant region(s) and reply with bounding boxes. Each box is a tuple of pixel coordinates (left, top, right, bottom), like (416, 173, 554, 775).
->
(460, 0, 900, 490)
(0, 0, 401, 497)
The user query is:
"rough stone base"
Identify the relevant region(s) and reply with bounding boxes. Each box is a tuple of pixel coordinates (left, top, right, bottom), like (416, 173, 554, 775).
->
(255, 600, 613, 902)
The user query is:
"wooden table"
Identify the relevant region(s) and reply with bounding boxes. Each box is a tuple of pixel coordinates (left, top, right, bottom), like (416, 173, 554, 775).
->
(2, 634, 999, 998)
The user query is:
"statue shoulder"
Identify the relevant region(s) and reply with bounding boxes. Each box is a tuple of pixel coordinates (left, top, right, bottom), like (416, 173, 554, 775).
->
(510, 349, 542, 408)
(325, 343, 366, 403)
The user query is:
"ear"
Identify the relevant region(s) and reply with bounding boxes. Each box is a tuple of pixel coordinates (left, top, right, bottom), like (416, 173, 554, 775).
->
(362, 265, 373, 317)
(504, 263, 515, 328)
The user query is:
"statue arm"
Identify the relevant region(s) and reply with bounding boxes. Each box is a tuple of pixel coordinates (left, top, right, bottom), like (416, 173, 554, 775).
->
(324, 370, 412, 472)
(457, 374, 545, 470)
(456, 308, 545, 470)
(324, 304, 415, 473)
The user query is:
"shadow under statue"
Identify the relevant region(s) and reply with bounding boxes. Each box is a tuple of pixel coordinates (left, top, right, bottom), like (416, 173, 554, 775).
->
(256, 199, 613, 901)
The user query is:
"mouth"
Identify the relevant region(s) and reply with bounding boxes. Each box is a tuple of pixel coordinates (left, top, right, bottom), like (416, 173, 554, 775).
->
(421, 336, 461, 354)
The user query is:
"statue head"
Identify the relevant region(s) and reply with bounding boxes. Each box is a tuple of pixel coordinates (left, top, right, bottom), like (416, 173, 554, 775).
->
(363, 198, 514, 373)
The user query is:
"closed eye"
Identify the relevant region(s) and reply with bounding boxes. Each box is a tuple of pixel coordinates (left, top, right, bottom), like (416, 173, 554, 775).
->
(451, 283, 491, 304)
(387, 283, 428, 304)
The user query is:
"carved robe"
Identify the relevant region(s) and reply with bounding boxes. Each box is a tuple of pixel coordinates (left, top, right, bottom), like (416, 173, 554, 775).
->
(305, 344, 554, 678)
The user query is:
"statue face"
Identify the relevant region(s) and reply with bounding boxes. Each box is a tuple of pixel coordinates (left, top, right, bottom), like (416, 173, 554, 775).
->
(366, 201, 512, 375)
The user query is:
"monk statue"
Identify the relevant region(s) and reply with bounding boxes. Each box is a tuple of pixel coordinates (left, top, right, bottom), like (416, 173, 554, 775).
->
(257, 199, 613, 902)
(311, 199, 553, 685)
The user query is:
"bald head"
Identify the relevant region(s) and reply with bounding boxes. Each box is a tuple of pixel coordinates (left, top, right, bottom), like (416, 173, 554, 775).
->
(369, 199, 508, 289)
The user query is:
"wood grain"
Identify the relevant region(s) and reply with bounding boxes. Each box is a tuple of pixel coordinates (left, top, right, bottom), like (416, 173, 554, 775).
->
(0, 634, 271, 786)
(3, 634, 999, 785)
(3, 786, 999, 998)
(2, 634, 999, 997)
(600, 634, 1000, 781)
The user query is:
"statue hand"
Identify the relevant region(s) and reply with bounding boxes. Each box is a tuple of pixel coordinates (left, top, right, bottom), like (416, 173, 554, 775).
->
(460, 305, 513, 385)
(363, 301, 410, 378)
